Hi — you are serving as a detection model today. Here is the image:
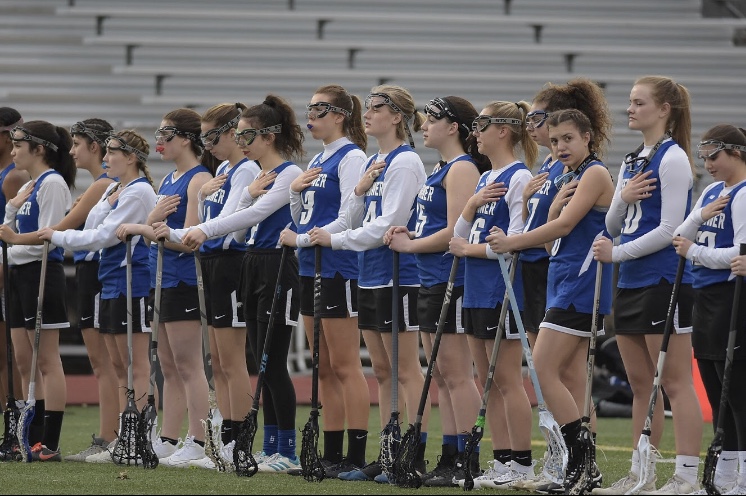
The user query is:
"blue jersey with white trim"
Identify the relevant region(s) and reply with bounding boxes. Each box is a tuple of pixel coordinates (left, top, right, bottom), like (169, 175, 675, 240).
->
(149, 165, 210, 289)
(546, 162, 612, 315)
(692, 181, 746, 289)
(247, 161, 296, 249)
(415, 155, 473, 288)
(359, 145, 419, 287)
(17, 169, 64, 263)
(520, 157, 564, 263)
(464, 163, 527, 309)
(100, 178, 153, 299)
(618, 141, 693, 288)
(201, 158, 254, 254)
(297, 143, 360, 279)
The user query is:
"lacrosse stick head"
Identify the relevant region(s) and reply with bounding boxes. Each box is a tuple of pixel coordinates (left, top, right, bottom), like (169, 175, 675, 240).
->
(17, 401, 34, 462)
(566, 426, 594, 495)
(300, 411, 325, 482)
(379, 413, 401, 478)
(0, 404, 21, 461)
(137, 399, 158, 469)
(538, 408, 568, 484)
(702, 435, 723, 496)
(201, 406, 226, 472)
(112, 394, 141, 466)
(394, 423, 422, 488)
(625, 432, 660, 495)
(234, 412, 259, 477)
(461, 422, 484, 491)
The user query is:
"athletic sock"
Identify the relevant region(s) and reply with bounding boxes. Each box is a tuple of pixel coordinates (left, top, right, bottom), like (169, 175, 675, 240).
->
(42, 410, 64, 451)
(324, 430, 344, 463)
(278, 429, 296, 460)
(512, 449, 533, 469)
(263, 425, 278, 455)
(231, 420, 242, 442)
(29, 399, 46, 446)
(346, 429, 367, 468)
(675, 454, 699, 485)
(221, 419, 232, 446)
(494, 449, 512, 466)
(716, 451, 739, 489)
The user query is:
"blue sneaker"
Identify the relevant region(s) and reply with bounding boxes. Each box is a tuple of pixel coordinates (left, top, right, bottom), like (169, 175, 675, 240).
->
(339, 461, 381, 481)
(374, 472, 393, 484)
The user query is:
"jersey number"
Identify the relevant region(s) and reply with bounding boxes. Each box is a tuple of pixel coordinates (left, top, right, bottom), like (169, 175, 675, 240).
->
(299, 191, 315, 225)
(622, 200, 643, 234)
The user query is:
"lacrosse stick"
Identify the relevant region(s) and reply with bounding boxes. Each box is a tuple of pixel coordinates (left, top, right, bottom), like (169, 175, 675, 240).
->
(234, 245, 290, 477)
(627, 255, 686, 494)
(137, 238, 162, 470)
(112, 236, 142, 466)
(0, 242, 20, 461)
(380, 251, 401, 481)
(300, 246, 324, 482)
(497, 252, 568, 484)
(461, 252, 517, 491)
(17, 241, 49, 462)
(397, 256, 460, 489)
(195, 251, 226, 472)
(567, 259, 604, 495)
(702, 243, 746, 495)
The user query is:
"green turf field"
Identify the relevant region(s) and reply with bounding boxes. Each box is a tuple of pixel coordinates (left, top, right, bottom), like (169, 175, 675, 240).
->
(0, 405, 710, 494)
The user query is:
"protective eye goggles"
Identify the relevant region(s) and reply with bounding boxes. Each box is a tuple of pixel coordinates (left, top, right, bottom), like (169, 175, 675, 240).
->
(697, 140, 746, 160)
(305, 102, 351, 119)
(105, 136, 149, 163)
(200, 110, 242, 148)
(155, 126, 199, 144)
(70, 122, 111, 146)
(423, 98, 471, 135)
(471, 116, 521, 133)
(526, 110, 549, 129)
(364, 93, 404, 114)
(233, 124, 282, 147)
(10, 126, 58, 152)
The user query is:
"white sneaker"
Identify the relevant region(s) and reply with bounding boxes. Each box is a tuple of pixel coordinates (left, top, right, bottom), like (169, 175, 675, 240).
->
(641, 474, 701, 495)
(724, 484, 746, 495)
(161, 436, 205, 468)
(470, 459, 511, 489)
(257, 453, 301, 473)
(189, 455, 217, 470)
(592, 472, 656, 494)
(252, 450, 270, 464)
(152, 435, 180, 460)
(85, 441, 117, 464)
(481, 466, 533, 489)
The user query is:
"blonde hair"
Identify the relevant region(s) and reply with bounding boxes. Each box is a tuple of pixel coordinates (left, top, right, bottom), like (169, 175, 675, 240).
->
(483, 100, 539, 168)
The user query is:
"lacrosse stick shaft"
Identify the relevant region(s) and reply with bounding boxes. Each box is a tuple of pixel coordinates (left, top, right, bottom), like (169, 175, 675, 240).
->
(715, 244, 746, 435)
(310, 246, 321, 414)
(391, 250, 400, 415)
(582, 260, 603, 423)
(147, 240, 164, 399)
(640, 256, 686, 437)
(126, 237, 134, 391)
(2, 242, 16, 406)
(19, 241, 49, 462)
(414, 256, 459, 423)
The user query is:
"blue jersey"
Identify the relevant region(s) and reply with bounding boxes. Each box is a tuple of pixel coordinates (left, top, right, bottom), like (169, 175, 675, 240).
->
(201, 158, 252, 254)
(149, 165, 210, 289)
(297, 144, 360, 279)
(99, 178, 153, 299)
(415, 155, 473, 288)
(520, 157, 564, 263)
(691, 181, 746, 289)
(618, 141, 693, 288)
(16, 169, 64, 263)
(547, 162, 612, 315)
(359, 145, 419, 287)
(464, 163, 528, 309)
(73, 173, 111, 264)
(247, 161, 296, 250)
